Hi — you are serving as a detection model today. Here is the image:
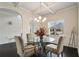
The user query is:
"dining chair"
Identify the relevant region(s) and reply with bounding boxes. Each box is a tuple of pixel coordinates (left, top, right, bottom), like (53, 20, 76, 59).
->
(26, 33, 40, 54)
(15, 36, 36, 57)
(45, 36, 63, 57)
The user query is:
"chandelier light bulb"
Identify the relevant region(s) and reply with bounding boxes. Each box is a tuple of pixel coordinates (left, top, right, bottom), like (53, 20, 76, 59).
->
(39, 16, 42, 20)
(42, 17, 46, 22)
(37, 20, 39, 22)
(34, 18, 37, 21)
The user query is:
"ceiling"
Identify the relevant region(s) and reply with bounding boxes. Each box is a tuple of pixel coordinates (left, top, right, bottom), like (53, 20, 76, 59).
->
(0, 2, 77, 17)
(16, 2, 77, 16)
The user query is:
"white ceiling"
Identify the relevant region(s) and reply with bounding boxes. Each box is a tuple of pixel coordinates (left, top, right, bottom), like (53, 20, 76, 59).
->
(17, 2, 77, 16)
(0, 2, 77, 17)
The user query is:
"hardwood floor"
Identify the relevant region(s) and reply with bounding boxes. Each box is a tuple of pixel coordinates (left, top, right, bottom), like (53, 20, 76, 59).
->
(0, 43, 78, 57)
(0, 42, 19, 57)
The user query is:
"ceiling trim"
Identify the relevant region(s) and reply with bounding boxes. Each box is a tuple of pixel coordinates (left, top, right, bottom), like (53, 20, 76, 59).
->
(41, 2, 54, 14)
(45, 5, 77, 17)
(32, 2, 56, 15)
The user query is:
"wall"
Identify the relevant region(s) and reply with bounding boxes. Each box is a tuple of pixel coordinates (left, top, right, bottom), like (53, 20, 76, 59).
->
(78, 3, 79, 54)
(44, 6, 78, 47)
(0, 16, 22, 44)
(0, 3, 32, 45)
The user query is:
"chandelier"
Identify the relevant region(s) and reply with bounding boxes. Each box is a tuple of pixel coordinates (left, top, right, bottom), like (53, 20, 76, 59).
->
(34, 16, 46, 22)
(34, 2, 47, 22)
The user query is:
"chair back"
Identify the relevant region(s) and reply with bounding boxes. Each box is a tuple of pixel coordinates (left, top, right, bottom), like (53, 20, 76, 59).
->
(27, 33, 33, 42)
(57, 36, 63, 53)
(15, 36, 24, 56)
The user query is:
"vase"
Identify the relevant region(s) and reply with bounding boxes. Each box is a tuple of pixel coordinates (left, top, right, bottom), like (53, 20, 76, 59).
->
(40, 36, 43, 47)
(39, 36, 46, 56)
(40, 36, 45, 53)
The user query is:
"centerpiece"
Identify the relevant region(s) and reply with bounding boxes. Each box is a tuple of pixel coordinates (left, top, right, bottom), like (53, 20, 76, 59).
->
(35, 27, 46, 47)
(35, 27, 47, 56)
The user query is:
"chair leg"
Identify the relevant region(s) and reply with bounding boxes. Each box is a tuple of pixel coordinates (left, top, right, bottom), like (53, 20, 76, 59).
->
(45, 50, 49, 55)
(50, 52, 52, 57)
(57, 54, 59, 57)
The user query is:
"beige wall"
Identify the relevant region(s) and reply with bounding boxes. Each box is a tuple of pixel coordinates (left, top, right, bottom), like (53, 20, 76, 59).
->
(44, 6, 78, 46)
(78, 3, 79, 54)
(0, 3, 32, 45)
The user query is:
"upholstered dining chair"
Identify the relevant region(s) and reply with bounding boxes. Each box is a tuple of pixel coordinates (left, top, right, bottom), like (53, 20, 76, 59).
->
(45, 36, 63, 57)
(15, 36, 36, 57)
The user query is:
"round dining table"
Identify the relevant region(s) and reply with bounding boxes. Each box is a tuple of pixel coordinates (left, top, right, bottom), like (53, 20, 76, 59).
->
(32, 36, 57, 57)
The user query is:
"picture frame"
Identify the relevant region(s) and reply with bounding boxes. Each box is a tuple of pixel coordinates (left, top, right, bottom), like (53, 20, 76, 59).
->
(48, 20, 64, 36)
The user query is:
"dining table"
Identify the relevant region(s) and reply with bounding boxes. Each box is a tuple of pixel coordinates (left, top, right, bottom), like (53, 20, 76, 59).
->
(30, 36, 58, 57)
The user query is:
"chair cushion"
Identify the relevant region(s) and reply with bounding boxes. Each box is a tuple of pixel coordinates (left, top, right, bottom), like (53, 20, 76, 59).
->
(45, 44, 58, 53)
(24, 48, 35, 54)
(46, 44, 57, 49)
(24, 45, 35, 49)
(23, 45, 35, 56)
